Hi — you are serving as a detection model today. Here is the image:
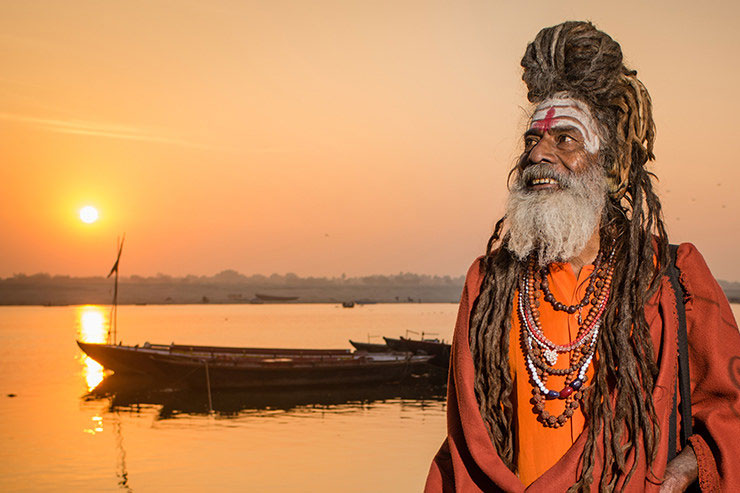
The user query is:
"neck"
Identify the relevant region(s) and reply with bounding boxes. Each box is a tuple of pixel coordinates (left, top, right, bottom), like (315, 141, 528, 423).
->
(567, 227, 601, 276)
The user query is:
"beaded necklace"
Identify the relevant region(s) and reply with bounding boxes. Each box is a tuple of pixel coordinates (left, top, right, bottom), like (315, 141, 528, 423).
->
(518, 249, 615, 428)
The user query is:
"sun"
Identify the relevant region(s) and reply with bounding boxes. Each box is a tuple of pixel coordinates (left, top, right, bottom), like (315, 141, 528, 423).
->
(79, 205, 99, 224)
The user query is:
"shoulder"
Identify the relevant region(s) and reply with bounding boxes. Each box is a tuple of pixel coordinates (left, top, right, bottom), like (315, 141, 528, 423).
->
(675, 243, 708, 271)
(455, 256, 486, 307)
(673, 242, 726, 307)
(465, 256, 485, 281)
(463, 256, 485, 289)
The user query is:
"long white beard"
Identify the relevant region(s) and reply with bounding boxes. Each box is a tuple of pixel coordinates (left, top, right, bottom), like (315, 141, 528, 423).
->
(504, 163, 607, 266)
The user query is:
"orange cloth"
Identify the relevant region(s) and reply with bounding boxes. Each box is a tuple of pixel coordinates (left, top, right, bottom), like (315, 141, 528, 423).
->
(509, 262, 596, 485)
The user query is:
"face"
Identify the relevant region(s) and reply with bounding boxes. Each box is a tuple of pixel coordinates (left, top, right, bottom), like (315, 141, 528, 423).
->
(517, 96, 601, 191)
(504, 95, 608, 265)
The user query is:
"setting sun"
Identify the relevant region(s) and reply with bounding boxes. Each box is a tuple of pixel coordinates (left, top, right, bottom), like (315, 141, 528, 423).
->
(79, 206, 99, 224)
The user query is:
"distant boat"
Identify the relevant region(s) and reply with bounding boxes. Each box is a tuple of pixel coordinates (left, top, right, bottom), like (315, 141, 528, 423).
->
(254, 293, 299, 302)
(342, 301, 355, 308)
(383, 336, 451, 368)
(77, 341, 433, 389)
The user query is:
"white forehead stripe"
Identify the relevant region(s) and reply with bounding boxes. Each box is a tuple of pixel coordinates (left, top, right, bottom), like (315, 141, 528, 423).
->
(529, 97, 600, 153)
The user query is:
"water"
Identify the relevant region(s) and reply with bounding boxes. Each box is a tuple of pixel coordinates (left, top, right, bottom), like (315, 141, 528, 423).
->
(0, 303, 458, 492)
(2, 302, 738, 492)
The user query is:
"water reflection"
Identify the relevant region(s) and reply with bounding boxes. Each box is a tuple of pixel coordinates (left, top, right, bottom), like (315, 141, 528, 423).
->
(76, 305, 110, 391)
(82, 415, 104, 435)
(85, 373, 447, 421)
(113, 416, 133, 492)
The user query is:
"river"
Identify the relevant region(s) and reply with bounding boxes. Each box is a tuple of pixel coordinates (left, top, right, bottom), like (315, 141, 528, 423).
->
(0, 303, 456, 492)
(1, 302, 738, 492)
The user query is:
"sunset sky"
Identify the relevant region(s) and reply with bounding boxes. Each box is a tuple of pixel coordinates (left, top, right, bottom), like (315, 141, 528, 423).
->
(2, 1, 739, 281)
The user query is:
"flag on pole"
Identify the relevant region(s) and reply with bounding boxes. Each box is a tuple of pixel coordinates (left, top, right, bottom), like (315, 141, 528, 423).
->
(108, 235, 125, 278)
(108, 234, 125, 345)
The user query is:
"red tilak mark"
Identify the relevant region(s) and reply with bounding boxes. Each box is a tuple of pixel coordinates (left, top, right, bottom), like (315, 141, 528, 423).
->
(533, 107, 556, 132)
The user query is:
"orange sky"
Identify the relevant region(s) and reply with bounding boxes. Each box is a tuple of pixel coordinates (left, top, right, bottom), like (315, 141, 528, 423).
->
(1, 1, 738, 280)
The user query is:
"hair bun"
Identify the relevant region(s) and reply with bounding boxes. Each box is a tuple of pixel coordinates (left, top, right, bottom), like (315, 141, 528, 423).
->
(521, 21, 624, 107)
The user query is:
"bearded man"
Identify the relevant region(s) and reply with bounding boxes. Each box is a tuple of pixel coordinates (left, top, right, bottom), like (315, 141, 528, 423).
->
(425, 21, 740, 492)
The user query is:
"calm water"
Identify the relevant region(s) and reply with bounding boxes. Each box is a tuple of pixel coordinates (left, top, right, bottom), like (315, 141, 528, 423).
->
(0, 303, 458, 492)
(2, 303, 738, 492)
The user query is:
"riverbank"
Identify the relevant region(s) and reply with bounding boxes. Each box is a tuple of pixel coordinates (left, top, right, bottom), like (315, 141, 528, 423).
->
(0, 275, 465, 306)
(2, 273, 737, 306)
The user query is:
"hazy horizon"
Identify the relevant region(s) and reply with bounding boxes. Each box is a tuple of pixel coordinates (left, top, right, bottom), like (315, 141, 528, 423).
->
(5, 269, 740, 286)
(2, 2, 738, 281)
(2, 268, 466, 281)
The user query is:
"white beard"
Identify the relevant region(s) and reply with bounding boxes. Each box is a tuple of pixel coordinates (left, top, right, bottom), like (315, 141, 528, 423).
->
(504, 163, 607, 266)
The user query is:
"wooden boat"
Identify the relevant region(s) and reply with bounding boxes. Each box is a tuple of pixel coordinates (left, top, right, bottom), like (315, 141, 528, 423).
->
(78, 341, 350, 373)
(383, 336, 451, 368)
(348, 340, 393, 353)
(77, 341, 433, 389)
(254, 293, 299, 302)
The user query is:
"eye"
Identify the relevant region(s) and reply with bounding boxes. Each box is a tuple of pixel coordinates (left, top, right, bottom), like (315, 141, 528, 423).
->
(557, 134, 575, 144)
(524, 136, 539, 150)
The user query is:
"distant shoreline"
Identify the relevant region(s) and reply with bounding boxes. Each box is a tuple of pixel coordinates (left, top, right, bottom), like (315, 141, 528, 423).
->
(3, 298, 739, 307)
(0, 275, 466, 306)
(2, 300, 461, 307)
(1, 272, 737, 307)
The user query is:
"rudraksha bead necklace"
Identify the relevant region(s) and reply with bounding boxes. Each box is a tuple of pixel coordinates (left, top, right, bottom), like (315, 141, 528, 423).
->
(518, 249, 615, 428)
(539, 250, 603, 323)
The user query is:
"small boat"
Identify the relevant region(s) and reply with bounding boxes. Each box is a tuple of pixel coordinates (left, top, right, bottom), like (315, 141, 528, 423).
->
(383, 336, 451, 368)
(349, 340, 393, 353)
(254, 293, 299, 302)
(342, 301, 355, 308)
(77, 341, 433, 389)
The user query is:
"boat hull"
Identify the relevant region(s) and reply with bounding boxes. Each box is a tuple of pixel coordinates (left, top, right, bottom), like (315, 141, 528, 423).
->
(151, 355, 429, 389)
(77, 341, 433, 389)
(382, 336, 451, 368)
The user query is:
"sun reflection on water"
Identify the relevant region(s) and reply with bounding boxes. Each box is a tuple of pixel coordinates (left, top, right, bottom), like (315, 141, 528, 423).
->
(76, 305, 109, 391)
(83, 415, 105, 435)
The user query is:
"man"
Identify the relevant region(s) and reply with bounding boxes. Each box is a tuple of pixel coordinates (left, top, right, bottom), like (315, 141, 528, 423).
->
(425, 21, 740, 492)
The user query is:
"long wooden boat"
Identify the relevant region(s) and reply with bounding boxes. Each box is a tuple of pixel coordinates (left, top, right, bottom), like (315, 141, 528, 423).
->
(77, 341, 433, 389)
(383, 336, 451, 368)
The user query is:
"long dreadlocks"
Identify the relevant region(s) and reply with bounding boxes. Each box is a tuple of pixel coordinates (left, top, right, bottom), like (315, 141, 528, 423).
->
(469, 21, 669, 491)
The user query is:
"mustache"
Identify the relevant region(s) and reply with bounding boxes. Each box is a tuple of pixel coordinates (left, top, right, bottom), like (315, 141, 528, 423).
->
(516, 164, 572, 189)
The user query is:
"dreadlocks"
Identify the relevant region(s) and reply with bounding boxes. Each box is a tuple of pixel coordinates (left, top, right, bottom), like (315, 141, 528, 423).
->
(469, 21, 669, 491)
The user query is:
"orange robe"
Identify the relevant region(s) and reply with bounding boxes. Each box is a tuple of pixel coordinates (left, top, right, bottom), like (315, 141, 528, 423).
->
(425, 243, 738, 492)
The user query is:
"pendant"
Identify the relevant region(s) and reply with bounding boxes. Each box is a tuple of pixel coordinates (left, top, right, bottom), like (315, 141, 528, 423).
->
(544, 348, 558, 366)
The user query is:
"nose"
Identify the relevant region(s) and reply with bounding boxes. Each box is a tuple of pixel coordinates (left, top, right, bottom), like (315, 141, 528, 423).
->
(527, 135, 556, 166)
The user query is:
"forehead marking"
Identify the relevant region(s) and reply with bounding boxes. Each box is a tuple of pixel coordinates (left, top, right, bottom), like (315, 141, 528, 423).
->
(532, 107, 557, 132)
(529, 101, 600, 153)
